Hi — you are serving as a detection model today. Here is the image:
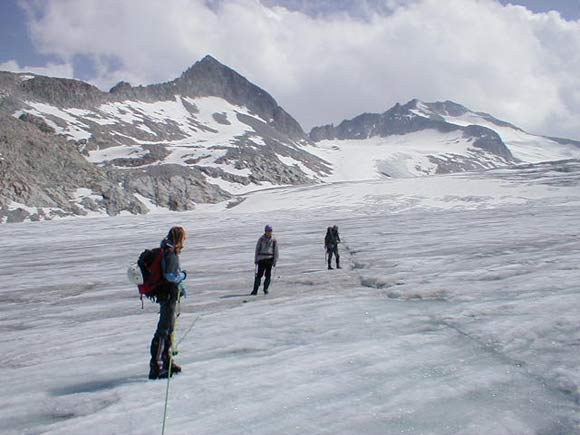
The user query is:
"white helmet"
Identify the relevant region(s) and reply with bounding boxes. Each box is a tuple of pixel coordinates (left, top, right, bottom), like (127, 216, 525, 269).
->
(127, 263, 144, 285)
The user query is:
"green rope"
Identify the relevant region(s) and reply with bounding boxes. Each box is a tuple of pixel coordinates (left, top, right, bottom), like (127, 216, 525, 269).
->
(161, 360, 172, 435)
(176, 315, 200, 348)
(161, 292, 182, 435)
(160, 295, 201, 435)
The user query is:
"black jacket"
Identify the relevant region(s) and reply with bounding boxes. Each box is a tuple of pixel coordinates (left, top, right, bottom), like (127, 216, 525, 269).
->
(325, 228, 340, 249)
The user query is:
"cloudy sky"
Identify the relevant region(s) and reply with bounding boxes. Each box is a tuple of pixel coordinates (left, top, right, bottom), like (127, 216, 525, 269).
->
(1, 0, 580, 139)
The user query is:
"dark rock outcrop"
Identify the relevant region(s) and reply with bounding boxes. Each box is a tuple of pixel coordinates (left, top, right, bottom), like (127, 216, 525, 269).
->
(0, 113, 231, 222)
(0, 113, 143, 222)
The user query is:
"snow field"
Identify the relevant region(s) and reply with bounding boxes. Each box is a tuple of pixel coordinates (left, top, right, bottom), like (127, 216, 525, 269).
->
(1, 162, 579, 434)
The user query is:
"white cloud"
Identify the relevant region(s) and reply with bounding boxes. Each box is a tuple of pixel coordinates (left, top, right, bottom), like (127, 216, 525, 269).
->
(17, 0, 580, 139)
(0, 59, 74, 79)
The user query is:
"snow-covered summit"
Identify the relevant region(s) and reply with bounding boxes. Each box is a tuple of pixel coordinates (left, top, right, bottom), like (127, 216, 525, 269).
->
(411, 99, 580, 163)
(309, 99, 580, 179)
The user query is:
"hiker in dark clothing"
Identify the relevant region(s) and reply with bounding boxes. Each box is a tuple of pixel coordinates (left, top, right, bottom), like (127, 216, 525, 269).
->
(149, 226, 187, 380)
(325, 225, 341, 270)
(252, 225, 279, 295)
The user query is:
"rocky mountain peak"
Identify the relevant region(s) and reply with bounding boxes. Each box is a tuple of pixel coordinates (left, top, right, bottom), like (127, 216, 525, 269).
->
(179, 54, 237, 82)
(175, 55, 306, 139)
(17, 75, 105, 108)
(188, 54, 224, 72)
(423, 100, 469, 117)
(397, 99, 420, 112)
(382, 99, 423, 120)
(109, 81, 132, 94)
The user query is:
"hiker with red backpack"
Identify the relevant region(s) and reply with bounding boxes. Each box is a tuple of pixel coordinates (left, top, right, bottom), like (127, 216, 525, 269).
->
(148, 226, 188, 380)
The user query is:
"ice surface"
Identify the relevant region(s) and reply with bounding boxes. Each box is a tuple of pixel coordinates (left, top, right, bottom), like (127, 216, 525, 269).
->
(309, 130, 510, 181)
(1, 161, 579, 434)
(433, 110, 580, 163)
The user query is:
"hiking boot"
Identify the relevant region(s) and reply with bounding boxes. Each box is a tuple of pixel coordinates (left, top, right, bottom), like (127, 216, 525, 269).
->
(264, 289, 269, 295)
(250, 291, 257, 296)
(149, 361, 160, 379)
(149, 364, 164, 380)
(328, 266, 333, 270)
(149, 361, 180, 380)
(156, 369, 174, 379)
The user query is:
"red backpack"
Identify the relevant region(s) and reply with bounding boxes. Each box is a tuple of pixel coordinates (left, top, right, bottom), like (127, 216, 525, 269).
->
(137, 248, 165, 299)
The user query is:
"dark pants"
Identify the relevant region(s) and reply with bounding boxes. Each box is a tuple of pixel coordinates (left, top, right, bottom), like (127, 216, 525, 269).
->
(150, 298, 177, 374)
(252, 259, 273, 294)
(327, 246, 340, 268)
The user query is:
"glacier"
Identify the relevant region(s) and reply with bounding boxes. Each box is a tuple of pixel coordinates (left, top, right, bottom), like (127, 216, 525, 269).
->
(1, 160, 579, 434)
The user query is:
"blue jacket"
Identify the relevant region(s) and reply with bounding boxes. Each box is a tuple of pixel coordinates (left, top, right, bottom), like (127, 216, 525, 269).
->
(160, 239, 186, 284)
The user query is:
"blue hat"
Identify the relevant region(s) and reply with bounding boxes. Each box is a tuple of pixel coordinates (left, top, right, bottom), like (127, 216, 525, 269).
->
(265, 225, 273, 232)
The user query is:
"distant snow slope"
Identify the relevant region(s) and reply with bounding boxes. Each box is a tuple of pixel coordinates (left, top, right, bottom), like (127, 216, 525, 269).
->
(309, 99, 580, 182)
(309, 129, 513, 180)
(412, 100, 580, 163)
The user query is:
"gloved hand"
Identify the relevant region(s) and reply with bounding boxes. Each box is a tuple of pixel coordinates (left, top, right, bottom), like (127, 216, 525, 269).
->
(178, 283, 187, 299)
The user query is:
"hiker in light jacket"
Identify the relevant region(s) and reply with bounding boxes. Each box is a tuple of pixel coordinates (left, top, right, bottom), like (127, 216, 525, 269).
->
(252, 224, 279, 295)
(149, 226, 187, 380)
(325, 225, 341, 270)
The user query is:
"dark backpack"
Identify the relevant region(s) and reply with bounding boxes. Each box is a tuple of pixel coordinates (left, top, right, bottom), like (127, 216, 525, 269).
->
(137, 248, 164, 298)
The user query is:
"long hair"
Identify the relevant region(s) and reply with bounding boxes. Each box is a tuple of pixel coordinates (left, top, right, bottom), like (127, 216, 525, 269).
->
(167, 226, 186, 254)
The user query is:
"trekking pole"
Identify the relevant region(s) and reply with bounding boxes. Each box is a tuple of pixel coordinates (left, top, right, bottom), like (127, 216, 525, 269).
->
(162, 288, 182, 435)
(171, 303, 181, 356)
